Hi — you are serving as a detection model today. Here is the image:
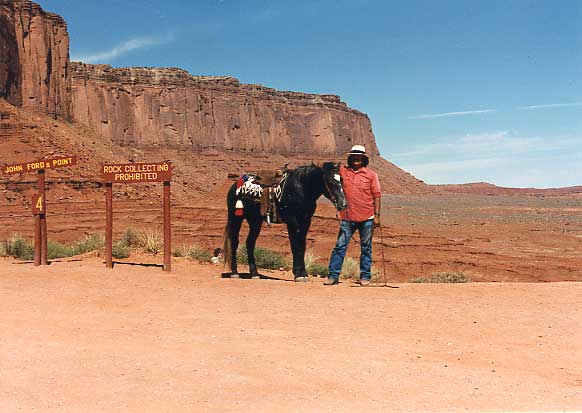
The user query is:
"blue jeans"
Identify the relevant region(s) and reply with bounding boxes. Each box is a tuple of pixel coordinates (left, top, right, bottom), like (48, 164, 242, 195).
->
(328, 219, 374, 281)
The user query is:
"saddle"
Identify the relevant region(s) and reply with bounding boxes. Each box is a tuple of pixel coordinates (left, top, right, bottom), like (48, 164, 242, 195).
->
(254, 169, 284, 186)
(229, 165, 289, 224)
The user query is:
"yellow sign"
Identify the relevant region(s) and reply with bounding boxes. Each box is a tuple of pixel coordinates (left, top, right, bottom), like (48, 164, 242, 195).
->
(3, 156, 77, 175)
(101, 162, 173, 183)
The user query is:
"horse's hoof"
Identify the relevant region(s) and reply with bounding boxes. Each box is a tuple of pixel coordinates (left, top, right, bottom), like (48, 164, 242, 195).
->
(230, 273, 240, 279)
(251, 275, 260, 280)
(294, 276, 308, 283)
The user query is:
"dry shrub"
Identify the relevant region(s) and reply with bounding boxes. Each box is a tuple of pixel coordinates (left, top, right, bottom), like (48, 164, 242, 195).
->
(1, 233, 104, 260)
(138, 228, 162, 254)
(340, 257, 359, 280)
(237, 246, 289, 270)
(121, 227, 140, 248)
(1, 235, 34, 260)
(411, 271, 472, 283)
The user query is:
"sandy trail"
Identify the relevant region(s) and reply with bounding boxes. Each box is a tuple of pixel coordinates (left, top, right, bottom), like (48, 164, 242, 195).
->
(1, 256, 581, 412)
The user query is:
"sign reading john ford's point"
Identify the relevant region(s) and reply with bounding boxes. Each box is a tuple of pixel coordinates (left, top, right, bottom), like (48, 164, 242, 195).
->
(3, 156, 77, 175)
(101, 162, 172, 183)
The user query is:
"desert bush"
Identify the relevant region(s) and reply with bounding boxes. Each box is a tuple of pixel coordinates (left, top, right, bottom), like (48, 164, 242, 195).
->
(1, 236, 34, 260)
(48, 234, 106, 259)
(47, 240, 76, 259)
(3, 233, 104, 261)
(172, 245, 188, 257)
(188, 246, 212, 262)
(303, 250, 329, 277)
(308, 263, 329, 277)
(172, 245, 212, 262)
(304, 251, 317, 272)
(138, 228, 162, 254)
(121, 227, 140, 248)
(411, 271, 472, 283)
(338, 257, 381, 282)
(112, 241, 131, 259)
(340, 257, 359, 280)
(370, 267, 382, 283)
(74, 233, 105, 255)
(237, 246, 289, 270)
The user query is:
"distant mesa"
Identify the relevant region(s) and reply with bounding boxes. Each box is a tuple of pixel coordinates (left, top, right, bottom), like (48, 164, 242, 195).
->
(0, 0, 424, 194)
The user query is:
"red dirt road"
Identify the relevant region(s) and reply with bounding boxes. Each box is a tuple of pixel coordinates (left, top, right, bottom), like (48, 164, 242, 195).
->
(1, 257, 581, 412)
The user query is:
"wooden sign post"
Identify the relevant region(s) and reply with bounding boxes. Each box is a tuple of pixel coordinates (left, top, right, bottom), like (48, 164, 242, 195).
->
(2, 156, 77, 265)
(101, 162, 173, 272)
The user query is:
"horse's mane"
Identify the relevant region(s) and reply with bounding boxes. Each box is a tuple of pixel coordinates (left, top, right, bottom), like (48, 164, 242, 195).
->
(291, 162, 336, 177)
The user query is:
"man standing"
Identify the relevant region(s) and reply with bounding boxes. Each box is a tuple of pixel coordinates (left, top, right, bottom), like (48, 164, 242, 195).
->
(324, 145, 382, 286)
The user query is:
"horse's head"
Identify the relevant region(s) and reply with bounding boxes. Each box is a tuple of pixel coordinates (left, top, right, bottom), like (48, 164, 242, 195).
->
(320, 162, 348, 211)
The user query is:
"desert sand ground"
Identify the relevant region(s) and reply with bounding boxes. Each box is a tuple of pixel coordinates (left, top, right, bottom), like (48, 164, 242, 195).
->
(1, 255, 581, 412)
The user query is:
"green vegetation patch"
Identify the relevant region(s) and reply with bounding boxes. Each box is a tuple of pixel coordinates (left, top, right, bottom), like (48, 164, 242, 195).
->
(172, 244, 213, 262)
(237, 246, 289, 270)
(1, 233, 105, 261)
(1, 236, 34, 260)
(411, 271, 472, 283)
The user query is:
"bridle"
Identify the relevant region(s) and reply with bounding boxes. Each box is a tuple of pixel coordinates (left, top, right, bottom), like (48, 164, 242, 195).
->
(322, 170, 342, 209)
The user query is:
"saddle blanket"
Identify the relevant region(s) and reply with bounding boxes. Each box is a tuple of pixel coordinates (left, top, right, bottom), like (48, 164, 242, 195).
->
(236, 174, 263, 201)
(235, 174, 285, 203)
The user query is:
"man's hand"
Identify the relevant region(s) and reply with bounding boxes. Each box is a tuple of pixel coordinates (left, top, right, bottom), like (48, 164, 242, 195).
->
(373, 215, 381, 229)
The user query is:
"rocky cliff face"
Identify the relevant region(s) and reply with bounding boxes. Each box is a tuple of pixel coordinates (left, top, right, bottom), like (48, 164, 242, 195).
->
(0, 0, 428, 193)
(71, 63, 379, 157)
(0, 0, 71, 119)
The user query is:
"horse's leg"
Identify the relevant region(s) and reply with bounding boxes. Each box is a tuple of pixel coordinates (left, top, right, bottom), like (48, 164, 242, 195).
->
(286, 216, 299, 276)
(294, 215, 312, 281)
(246, 213, 263, 279)
(228, 215, 244, 278)
(286, 215, 308, 282)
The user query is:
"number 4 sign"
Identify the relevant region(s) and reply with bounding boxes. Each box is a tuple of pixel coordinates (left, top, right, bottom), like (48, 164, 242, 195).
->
(32, 194, 45, 215)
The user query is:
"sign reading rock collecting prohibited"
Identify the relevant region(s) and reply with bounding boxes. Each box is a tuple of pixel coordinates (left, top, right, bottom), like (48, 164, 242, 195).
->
(101, 162, 172, 183)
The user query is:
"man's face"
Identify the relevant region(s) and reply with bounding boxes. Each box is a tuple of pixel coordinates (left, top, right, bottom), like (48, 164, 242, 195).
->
(350, 155, 364, 170)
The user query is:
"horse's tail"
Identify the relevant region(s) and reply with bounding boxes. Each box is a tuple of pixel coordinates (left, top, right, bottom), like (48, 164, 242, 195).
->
(223, 216, 233, 272)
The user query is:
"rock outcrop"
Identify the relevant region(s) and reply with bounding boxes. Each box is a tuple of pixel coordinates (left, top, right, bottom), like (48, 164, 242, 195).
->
(0, 0, 71, 119)
(71, 63, 379, 157)
(0, 0, 428, 193)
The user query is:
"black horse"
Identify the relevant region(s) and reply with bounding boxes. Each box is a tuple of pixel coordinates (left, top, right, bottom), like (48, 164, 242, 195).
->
(223, 162, 348, 282)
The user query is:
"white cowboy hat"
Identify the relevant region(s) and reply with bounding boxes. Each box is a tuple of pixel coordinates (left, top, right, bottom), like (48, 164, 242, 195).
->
(347, 144, 369, 158)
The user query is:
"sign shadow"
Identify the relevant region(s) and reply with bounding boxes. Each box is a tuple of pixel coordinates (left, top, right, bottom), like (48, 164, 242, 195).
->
(220, 272, 292, 282)
(111, 261, 164, 269)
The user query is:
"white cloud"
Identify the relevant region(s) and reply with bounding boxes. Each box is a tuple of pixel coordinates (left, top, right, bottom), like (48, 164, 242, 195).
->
(408, 109, 497, 119)
(404, 157, 504, 175)
(393, 131, 578, 160)
(519, 102, 582, 110)
(392, 131, 582, 187)
(72, 34, 174, 63)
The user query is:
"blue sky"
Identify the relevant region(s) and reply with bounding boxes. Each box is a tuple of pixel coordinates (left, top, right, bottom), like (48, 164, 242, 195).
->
(40, 0, 582, 188)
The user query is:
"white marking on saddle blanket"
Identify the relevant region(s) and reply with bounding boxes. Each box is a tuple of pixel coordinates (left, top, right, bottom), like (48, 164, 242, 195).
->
(236, 178, 263, 199)
(236, 173, 288, 203)
(334, 174, 341, 182)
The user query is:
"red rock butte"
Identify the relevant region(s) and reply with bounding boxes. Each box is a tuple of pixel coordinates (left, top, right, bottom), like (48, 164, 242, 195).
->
(0, 0, 429, 194)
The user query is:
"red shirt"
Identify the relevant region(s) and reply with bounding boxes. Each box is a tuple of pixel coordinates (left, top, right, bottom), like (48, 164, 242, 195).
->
(339, 165, 382, 222)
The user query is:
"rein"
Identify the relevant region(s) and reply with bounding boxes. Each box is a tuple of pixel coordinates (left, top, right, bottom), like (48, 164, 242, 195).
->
(322, 177, 337, 206)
